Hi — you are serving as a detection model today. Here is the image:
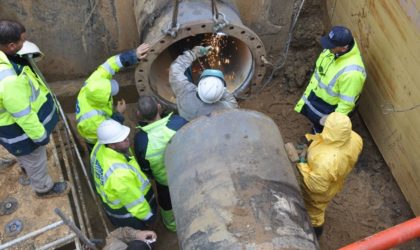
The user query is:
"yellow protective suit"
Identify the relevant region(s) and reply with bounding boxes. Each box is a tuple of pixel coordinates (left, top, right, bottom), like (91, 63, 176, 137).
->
(297, 112, 363, 227)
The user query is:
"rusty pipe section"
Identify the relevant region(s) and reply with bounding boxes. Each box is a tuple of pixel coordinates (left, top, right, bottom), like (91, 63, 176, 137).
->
(134, 0, 267, 107)
(165, 109, 318, 249)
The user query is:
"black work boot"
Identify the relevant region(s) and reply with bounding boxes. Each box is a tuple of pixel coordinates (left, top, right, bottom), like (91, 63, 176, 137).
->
(313, 225, 324, 239)
(35, 181, 71, 199)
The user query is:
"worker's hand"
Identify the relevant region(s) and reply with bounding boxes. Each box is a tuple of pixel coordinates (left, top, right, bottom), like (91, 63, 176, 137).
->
(136, 43, 151, 60)
(137, 230, 157, 242)
(192, 46, 213, 58)
(116, 99, 126, 114)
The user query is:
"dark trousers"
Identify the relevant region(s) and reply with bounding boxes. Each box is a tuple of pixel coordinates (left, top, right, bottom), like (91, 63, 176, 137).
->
(313, 225, 324, 239)
(156, 182, 173, 210)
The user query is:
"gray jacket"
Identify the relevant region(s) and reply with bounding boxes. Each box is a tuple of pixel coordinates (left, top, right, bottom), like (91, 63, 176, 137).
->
(169, 50, 238, 121)
(103, 227, 150, 250)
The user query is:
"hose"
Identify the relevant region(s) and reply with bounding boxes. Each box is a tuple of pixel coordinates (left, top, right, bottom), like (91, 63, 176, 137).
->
(237, 0, 306, 100)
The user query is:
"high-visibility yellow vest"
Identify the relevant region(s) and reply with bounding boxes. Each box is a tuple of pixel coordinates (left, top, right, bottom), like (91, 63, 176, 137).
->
(295, 42, 366, 116)
(0, 51, 57, 156)
(138, 113, 176, 186)
(76, 55, 123, 144)
(91, 143, 154, 221)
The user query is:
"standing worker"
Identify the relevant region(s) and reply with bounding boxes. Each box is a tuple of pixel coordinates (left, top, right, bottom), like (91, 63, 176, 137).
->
(294, 26, 366, 133)
(0, 20, 69, 198)
(169, 45, 238, 121)
(91, 119, 157, 229)
(296, 112, 363, 238)
(76, 43, 150, 151)
(134, 95, 188, 232)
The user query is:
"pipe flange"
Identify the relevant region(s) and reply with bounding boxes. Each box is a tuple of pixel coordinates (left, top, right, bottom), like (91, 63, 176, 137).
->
(162, 22, 180, 38)
(136, 22, 267, 107)
(4, 219, 23, 237)
(0, 197, 19, 216)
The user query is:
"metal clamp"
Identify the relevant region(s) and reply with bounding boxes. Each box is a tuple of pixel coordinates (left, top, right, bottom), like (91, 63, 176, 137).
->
(162, 22, 180, 38)
(213, 12, 229, 32)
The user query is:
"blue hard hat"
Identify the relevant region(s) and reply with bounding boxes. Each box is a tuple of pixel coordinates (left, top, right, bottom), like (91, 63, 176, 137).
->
(199, 69, 226, 86)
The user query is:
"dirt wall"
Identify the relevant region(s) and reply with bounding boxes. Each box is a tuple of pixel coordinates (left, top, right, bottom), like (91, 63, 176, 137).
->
(0, 0, 139, 81)
(134, 0, 296, 57)
(0, 0, 298, 81)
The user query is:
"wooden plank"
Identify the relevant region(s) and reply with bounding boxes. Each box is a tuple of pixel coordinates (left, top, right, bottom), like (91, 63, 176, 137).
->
(325, 0, 420, 214)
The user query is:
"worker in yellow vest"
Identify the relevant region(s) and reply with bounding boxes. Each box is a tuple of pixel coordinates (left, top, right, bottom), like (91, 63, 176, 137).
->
(294, 26, 366, 133)
(296, 112, 363, 238)
(91, 119, 157, 229)
(134, 95, 188, 232)
(0, 19, 69, 198)
(76, 43, 150, 151)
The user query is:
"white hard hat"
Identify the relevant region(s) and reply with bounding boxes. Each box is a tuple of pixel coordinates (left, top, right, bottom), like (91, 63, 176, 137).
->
(197, 76, 225, 104)
(17, 41, 44, 62)
(97, 119, 130, 144)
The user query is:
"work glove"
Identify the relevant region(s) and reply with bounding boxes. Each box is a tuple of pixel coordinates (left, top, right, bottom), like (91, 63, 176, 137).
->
(192, 46, 213, 58)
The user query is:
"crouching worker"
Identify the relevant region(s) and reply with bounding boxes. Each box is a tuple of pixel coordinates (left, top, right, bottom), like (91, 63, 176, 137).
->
(169, 45, 238, 121)
(296, 112, 362, 238)
(134, 95, 187, 232)
(104, 227, 157, 250)
(91, 119, 157, 229)
(76, 43, 150, 152)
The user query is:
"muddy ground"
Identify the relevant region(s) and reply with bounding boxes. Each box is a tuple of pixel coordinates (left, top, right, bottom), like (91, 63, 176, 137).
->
(150, 0, 419, 249)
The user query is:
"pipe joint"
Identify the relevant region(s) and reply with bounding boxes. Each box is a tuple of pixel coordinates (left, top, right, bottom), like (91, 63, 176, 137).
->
(213, 12, 229, 32)
(162, 22, 180, 38)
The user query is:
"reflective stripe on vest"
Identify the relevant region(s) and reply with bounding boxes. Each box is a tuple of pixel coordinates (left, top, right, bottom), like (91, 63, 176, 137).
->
(91, 147, 150, 208)
(32, 130, 47, 143)
(0, 68, 16, 81)
(102, 62, 115, 75)
(101, 55, 123, 76)
(105, 210, 133, 219)
(11, 105, 31, 118)
(90, 145, 121, 206)
(104, 163, 150, 192)
(302, 95, 328, 117)
(76, 109, 106, 124)
(105, 209, 154, 220)
(314, 64, 366, 103)
(0, 104, 56, 144)
(29, 79, 41, 102)
(115, 55, 123, 68)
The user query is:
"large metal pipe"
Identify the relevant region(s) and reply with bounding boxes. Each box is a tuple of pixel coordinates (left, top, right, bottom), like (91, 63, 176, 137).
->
(134, 0, 267, 108)
(165, 109, 318, 249)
